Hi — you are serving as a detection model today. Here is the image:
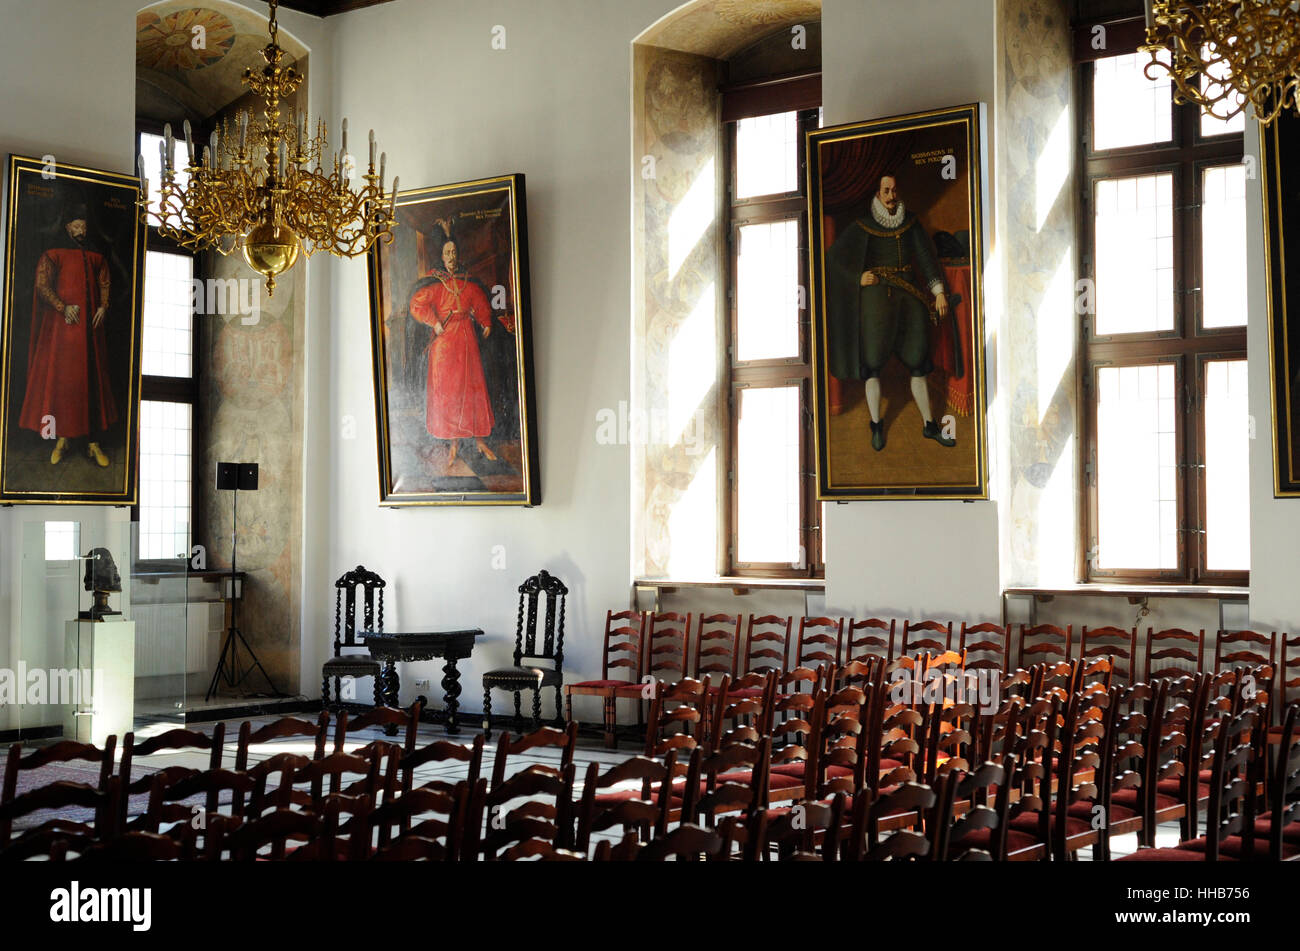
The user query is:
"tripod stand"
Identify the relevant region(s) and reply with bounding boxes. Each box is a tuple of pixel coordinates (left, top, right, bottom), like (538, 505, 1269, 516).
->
(205, 467, 282, 701)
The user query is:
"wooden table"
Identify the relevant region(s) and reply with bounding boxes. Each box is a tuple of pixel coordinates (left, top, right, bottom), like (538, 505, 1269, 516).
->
(361, 629, 483, 734)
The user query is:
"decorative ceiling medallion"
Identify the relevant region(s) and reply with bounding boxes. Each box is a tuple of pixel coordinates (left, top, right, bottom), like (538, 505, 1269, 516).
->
(714, 0, 820, 26)
(136, 8, 237, 71)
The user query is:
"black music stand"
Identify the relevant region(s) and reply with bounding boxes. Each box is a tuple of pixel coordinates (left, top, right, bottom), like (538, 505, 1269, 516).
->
(205, 462, 283, 700)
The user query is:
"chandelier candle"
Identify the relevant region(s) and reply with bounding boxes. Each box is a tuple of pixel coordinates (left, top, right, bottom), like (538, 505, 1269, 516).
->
(135, 0, 392, 294)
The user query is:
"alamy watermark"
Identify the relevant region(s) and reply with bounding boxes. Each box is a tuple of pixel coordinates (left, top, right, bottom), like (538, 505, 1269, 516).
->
(0, 664, 104, 706)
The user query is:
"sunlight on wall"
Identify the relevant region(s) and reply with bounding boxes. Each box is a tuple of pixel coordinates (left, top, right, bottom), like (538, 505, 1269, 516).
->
(668, 157, 715, 279)
(1038, 250, 1074, 426)
(667, 447, 717, 577)
(668, 284, 717, 442)
(1036, 107, 1070, 233)
(1039, 433, 1075, 583)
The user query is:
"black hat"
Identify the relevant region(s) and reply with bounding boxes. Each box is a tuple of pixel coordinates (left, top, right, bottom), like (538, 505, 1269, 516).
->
(64, 202, 89, 225)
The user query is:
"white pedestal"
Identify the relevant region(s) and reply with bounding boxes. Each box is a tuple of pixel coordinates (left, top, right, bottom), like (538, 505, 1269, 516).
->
(63, 620, 135, 746)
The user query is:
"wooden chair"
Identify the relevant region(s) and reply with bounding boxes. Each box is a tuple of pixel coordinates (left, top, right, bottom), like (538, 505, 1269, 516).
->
(1080, 625, 1138, 684)
(632, 822, 730, 862)
(691, 739, 769, 829)
(1214, 630, 1276, 675)
(396, 733, 485, 802)
(846, 617, 896, 663)
(693, 613, 742, 682)
(1278, 635, 1300, 719)
(322, 565, 385, 706)
(0, 777, 120, 857)
(233, 711, 329, 813)
(479, 761, 577, 859)
(1017, 623, 1072, 668)
(1144, 627, 1205, 681)
(846, 781, 936, 861)
(574, 753, 677, 853)
(216, 806, 327, 861)
(367, 778, 479, 859)
(1119, 706, 1261, 861)
(482, 570, 568, 739)
(795, 616, 844, 670)
(742, 614, 793, 678)
(932, 760, 1007, 860)
(1254, 703, 1300, 855)
(134, 767, 254, 853)
(765, 792, 847, 861)
(2, 737, 117, 830)
(900, 619, 953, 655)
(1092, 683, 1150, 859)
(81, 828, 194, 861)
(118, 724, 226, 828)
(959, 621, 1010, 673)
(241, 752, 311, 821)
(488, 722, 578, 792)
(643, 677, 709, 760)
(565, 609, 645, 748)
(333, 701, 422, 776)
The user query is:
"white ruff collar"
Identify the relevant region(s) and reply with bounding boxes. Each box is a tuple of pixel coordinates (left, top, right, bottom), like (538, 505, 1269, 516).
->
(872, 196, 906, 230)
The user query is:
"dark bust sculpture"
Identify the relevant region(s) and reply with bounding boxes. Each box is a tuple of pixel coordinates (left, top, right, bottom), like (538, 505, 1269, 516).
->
(79, 547, 122, 620)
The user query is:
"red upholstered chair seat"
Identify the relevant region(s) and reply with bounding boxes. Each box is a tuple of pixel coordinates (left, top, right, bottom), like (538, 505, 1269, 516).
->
(1115, 845, 1228, 861)
(1112, 787, 1179, 812)
(1156, 779, 1211, 799)
(568, 679, 630, 689)
(1253, 817, 1300, 844)
(716, 769, 756, 784)
(1068, 800, 1138, 823)
(1008, 813, 1092, 838)
(879, 758, 904, 770)
(1180, 834, 1298, 860)
(593, 788, 648, 806)
(770, 762, 809, 778)
(767, 772, 805, 791)
(951, 826, 1041, 855)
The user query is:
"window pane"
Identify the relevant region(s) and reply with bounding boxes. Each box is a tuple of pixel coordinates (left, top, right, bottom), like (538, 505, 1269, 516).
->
(139, 131, 190, 230)
(736, 219, 800, 361)
(44, 521, 80, 562)
(1094, 174, 1174, 335)
(142, 251, 194, 378)
(1201, 164, 1247, 328)
(1096, 364, 1178, 570)
(736, 386, 800, 564)
(139, 400, 192, 561)
(1204, 360, 1249, 571)
(1199, 45, 1247, 137)
(1092, 51, 1172, 150)
(735, 111, 797, 199)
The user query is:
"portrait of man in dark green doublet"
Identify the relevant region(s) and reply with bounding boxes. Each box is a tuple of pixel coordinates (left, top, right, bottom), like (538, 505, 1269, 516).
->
(807, 104, 989, 501)
(824, 172, 955, 452)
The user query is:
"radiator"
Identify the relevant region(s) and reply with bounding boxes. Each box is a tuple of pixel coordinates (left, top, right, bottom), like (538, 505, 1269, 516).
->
(132, 602, 218, 676)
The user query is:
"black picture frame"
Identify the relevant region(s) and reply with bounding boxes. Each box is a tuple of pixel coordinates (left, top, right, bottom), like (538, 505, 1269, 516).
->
(1262, 110, 1300, 497)
(367, 173, 539, 506)
(0, 154, 146, 505)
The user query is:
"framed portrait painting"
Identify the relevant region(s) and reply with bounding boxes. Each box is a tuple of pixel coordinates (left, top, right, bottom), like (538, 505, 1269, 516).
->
(0, 155, 145, 505)
(368, 173, 539, 505)
(806, 104, 989, 500)
(1263, 110, 1300, 497)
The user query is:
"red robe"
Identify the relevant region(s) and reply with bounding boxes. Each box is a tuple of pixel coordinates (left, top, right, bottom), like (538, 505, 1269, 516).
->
(408, 269, 495, 439)
(19, 246, 117, 438)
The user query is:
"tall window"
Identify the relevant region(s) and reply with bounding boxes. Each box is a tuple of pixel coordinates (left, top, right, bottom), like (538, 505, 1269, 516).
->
(725, 90, 822, 577)
(1077, 30, 1247, 584)
(136, 126, 199, 565)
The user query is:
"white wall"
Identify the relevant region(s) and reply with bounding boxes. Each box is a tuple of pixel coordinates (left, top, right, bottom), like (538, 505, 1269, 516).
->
(0, 0, 329, 731)
(315, 0, 691, 719)
(819, 0, 1003, 625)
(1246, 120, 1300, 632)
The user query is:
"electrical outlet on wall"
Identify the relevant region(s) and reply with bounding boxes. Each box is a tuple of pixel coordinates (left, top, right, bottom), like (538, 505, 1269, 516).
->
(414, 679, 431, 690)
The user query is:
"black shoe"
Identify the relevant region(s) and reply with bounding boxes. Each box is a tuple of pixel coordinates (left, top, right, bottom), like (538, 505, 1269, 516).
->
(923, 420, 956, 447)
(870, 421, 885, 452)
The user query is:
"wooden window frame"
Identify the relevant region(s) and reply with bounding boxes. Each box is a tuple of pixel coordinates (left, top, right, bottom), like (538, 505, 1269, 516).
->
(1076, 25, 1246, 586)
(723, 98, 822, 579)
(134, 120, 204, 572)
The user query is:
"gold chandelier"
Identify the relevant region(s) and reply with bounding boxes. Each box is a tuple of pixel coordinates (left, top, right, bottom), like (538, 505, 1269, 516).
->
(1141, 1, 1300, 127)
(137, 0, 397, 294)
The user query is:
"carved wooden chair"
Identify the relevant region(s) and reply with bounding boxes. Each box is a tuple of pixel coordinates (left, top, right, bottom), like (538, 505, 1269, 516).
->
(322, 565, 385, 706)
(1017, 622, 1073, 668)
(482, 570, 568, 739)
(959, 621, 1010, 673)
(900, 619, 953, 655)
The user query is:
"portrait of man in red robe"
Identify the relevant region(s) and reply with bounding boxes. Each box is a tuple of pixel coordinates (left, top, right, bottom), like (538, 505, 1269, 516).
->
(17, 203, 117, 467)
(407, 235, 510, 466)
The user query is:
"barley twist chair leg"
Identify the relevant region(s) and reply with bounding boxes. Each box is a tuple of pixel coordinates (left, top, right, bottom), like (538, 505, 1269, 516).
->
(532, 687, 542, 729)
(483, 685, 493, 740)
